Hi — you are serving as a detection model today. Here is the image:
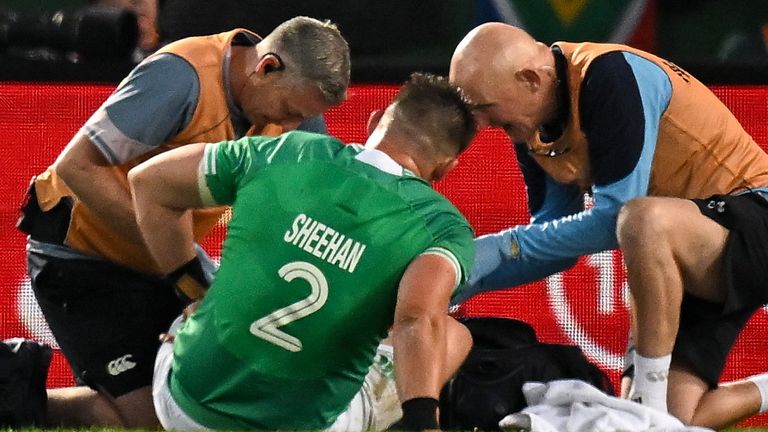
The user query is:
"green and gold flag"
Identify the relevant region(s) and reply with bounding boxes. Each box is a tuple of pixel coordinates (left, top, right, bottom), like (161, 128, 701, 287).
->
(478, 0, 650, 44)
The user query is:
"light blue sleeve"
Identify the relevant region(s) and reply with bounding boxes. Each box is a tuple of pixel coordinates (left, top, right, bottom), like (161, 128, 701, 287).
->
(453, 53, 672, 304)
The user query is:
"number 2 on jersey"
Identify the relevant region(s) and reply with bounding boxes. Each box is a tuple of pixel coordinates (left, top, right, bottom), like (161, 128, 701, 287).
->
(249, 261, 329, 352)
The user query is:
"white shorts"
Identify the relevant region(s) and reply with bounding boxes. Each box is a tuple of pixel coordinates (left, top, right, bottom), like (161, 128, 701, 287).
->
(153, 316, 402, 431)
(326, 344, 402, 431)
(152, 316, 206, 430)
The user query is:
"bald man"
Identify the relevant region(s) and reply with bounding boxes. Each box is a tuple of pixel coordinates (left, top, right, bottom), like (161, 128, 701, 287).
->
(449, 22, 768, 429)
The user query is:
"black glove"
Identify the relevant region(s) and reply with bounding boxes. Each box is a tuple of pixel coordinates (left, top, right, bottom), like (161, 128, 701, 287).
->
(388, 397, 439, 431)
(166, 257, 209, 306)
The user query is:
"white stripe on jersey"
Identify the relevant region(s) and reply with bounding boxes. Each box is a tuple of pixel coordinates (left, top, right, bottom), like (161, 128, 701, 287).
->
(197, 144, 217, 206)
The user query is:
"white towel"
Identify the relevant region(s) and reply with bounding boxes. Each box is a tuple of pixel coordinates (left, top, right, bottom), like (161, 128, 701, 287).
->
(499, 380, 714, 432)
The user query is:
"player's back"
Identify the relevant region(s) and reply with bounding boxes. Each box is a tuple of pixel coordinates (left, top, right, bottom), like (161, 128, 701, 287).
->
(168, 131, 472, 430)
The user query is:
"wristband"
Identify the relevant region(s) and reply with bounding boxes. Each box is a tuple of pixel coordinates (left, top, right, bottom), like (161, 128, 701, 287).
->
(167, 257, 209, 305)
(398, 397, 439, 430)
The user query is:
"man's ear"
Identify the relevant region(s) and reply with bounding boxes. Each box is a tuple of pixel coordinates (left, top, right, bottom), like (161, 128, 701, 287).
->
(366, 109, 386, 136)
(255, 53, 283, 76)
(515, 68, 541, 91)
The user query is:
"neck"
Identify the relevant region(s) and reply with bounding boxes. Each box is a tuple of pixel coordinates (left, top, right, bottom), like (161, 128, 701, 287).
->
(229, 45, 258, 109)
(364, 132, 426, 180)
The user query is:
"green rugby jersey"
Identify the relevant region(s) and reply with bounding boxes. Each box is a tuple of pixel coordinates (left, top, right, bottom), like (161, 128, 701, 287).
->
(169, 131, 474, 430)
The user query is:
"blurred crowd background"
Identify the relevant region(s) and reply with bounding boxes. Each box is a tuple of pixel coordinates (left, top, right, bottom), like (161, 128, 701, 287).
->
(0, 0, 766, 83)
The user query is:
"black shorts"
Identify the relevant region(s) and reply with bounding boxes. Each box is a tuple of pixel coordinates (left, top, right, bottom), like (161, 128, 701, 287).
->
(674, 191, 768, 387)
(27, 251, 183, 397)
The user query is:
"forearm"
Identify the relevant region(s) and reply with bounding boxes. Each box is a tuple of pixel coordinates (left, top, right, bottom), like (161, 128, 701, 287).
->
(131, 186, 196, 273)
(464, 205, 620, 288)
(392, 253, 464, 430)
(128, 143, 208, 274)
(392, 314, 446, 401)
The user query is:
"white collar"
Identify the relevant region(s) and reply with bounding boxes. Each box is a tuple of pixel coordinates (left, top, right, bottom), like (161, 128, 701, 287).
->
(355, 148, 405, 176)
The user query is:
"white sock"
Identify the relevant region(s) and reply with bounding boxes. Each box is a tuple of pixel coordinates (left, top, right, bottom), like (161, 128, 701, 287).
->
(747, 372, 768, 413)
(629, 353, 671, 412)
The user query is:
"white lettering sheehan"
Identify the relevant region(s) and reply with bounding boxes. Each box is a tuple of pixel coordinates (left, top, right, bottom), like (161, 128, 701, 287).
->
(284, 213, 367, 273)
